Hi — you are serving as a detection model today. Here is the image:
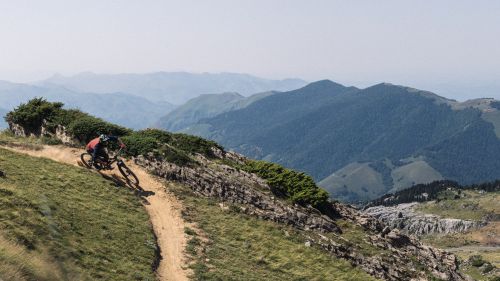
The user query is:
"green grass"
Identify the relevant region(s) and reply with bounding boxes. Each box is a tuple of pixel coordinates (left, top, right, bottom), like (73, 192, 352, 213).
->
(0, 234, 63, 281)
(334, 219, 387, 257)
(170, 184, 378, 281)
(460, 264, 498, 281)
(416, 190, 500, 280)
(415, 190, 499, 221)
(0, 148, 157, 281)
(421, 233, 476, 248)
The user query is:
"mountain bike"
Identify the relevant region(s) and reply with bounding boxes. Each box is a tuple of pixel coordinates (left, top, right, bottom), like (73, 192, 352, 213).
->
(80, 148, 140, 186)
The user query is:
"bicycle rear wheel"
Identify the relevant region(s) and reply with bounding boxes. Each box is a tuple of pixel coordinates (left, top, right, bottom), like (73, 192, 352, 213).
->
(80, 153, 93, 168)
(118, 162, 140, 186)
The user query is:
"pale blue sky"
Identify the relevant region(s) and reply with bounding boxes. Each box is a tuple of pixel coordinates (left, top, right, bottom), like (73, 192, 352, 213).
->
(0, 0, 499, 100)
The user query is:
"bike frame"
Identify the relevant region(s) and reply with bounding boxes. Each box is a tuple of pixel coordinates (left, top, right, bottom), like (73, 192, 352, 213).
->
(96, 148, 125, 168)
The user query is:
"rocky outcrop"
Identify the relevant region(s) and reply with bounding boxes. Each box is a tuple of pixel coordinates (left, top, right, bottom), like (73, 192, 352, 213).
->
(134, 154, 340, 233)
(134, 153, 467, 281)
(308, 228, 464, 281)
(8, 121, 79, 145)
(9, 122, 38, 137)
(365, 203, 487, 236)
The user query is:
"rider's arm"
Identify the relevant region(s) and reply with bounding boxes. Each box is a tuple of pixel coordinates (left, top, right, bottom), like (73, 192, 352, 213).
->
(110, 136, 126, 148)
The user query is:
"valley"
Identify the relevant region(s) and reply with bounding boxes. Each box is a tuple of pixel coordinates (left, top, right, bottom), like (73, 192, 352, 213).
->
(0, 99, 474, 280)
(366, 183, 500, 280)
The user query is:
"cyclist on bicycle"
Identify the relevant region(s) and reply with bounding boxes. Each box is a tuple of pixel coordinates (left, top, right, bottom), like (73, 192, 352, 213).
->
(86, 134, 126, 170)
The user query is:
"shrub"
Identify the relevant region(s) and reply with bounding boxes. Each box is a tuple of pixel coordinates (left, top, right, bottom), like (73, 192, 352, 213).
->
(7, 99, 217, 167)
(40, 136, 63, 145)
(469, 255, 485, 267)
(67, 116, 131, 143)
(240, 160, 329, 208)
(129, 129, 221, 162)
(170, 133, 223, 158)
(134, 129, 173, 144)
(122, 131, 194, 166)
(121, 135, 160, 157)
(5, 98, 63, 132)
(159, 146, 194, 166)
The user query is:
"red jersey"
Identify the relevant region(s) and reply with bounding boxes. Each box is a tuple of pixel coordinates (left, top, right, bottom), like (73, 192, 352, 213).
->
(86, 137, 100, 151)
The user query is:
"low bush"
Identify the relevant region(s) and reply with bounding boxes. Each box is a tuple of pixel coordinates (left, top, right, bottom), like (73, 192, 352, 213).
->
(66, 116, 131, 143)
(159, 146, 193, 166)
(134, 129, 223, 158)
(7, 99, 220, 167)
(40, 136, 63, 145)
(170, 133, 223, 158)
(6, 98, 131, 143)
(122, 131, 194, 166)
(134, 129, 173, 144)
(240, 160, 329, 208)
(469, 255, 485, 267)
(5, 98, 63, 132)
(121, 135, 160, 157)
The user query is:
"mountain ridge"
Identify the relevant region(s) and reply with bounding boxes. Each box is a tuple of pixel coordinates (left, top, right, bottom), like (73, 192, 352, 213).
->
(181, 80, 500, 202)
(39, 71, 308, 104)
(0, 80, 175, 129)
(155, 91, 277, 132)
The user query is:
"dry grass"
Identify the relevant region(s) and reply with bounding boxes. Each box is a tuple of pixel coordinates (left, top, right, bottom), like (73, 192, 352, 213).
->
(0, 148, 157, 280)
(170, 184, 379, 281)
(0, 235, 63, 281)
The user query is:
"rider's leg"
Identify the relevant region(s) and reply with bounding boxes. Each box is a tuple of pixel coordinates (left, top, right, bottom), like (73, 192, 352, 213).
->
(96, 149, 112, 170)
(88, 149, 99, 168)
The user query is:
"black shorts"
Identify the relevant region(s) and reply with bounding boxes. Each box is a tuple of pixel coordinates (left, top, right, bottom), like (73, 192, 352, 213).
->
(88, 148, 108, 162)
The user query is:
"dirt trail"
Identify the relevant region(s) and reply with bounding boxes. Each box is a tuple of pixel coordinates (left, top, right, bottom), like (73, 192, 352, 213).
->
(2, 144, 189, 281)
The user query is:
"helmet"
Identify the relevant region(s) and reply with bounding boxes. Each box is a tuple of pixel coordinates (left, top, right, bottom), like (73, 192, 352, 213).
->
(99, 134, 110, 142)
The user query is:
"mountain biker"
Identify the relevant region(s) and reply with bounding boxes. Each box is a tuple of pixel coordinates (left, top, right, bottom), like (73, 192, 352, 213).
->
(86, 134, 126, 170)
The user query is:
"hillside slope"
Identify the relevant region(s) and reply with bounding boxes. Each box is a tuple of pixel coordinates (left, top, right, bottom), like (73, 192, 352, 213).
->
(2, 99, 468, 280)
(0, 147, 158, 280)
(0, 80, 175, 129)
(365, 181, 500, 280)
(156, 91, 276, 132)
(186, 80, 500, 202)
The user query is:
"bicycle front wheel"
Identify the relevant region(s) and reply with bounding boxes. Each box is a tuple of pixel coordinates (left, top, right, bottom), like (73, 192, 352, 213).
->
(118, 163, 140, 186)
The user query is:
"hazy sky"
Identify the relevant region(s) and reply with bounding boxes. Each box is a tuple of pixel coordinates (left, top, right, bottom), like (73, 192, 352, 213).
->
(1, 0, 499, 100)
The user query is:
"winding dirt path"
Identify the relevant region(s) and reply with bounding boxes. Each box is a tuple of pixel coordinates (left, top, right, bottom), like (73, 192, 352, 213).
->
(2, 144, 189, 281)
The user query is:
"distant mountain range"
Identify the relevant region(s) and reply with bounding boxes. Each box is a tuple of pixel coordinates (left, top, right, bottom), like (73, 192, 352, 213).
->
(0, 107, 8, 128)
(155, 91, 276, 131)
(171, 80, 500, 202)
(1, 72, 307, 129)
(0, 81, 175, 129)
(40, 72, 307, 104)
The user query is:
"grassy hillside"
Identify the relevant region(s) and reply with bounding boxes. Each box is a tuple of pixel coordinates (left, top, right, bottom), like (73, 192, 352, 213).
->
(156, 92, 245, 131)
(169, 183, 378, 281)
(0, 148, 157, 280)
(1, 112, 379, 281)
(420, 191, 500, 280)
(415, 189, 499, 221)
(156, 91, 275, 132)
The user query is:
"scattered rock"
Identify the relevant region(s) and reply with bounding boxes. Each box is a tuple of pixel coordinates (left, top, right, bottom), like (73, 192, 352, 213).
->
(365, 203, 486, 236)
(134, 153, 467, 281)
(134, 154, 341, 234)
